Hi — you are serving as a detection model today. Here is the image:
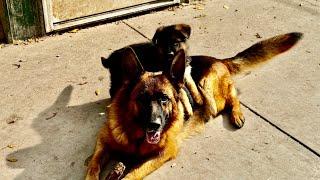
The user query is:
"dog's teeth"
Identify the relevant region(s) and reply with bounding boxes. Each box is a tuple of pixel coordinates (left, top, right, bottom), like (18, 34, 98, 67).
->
(155, 117, 161, 124)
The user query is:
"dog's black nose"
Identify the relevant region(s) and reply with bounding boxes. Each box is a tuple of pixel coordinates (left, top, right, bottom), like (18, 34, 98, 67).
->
(148, 122, 161, 131)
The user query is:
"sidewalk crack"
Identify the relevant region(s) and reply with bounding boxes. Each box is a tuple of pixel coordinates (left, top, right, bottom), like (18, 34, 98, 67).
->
(241, 101, 320, 158)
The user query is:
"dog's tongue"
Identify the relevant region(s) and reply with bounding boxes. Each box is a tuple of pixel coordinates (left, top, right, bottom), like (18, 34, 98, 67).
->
(146, 131, 160, 144)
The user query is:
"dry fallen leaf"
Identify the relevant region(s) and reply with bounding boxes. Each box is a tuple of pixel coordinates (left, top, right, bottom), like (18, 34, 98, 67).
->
(6, 114, 22, 124)
(170, 163, 176, 168)
(12, 64, 21, 69)
(223, 5, 229, 9)
(6, 157, 18, 162)
(255, 33, 262, 38)
(95, 89, 100, 96)
(7, 144, 15, 148)
(69, 29, 79, 33)
(77, 82, 88, 85)
(46, 112, 57, 120)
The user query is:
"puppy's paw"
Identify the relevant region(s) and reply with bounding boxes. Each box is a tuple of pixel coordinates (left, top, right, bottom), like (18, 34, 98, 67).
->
(231, 110, 245, 128)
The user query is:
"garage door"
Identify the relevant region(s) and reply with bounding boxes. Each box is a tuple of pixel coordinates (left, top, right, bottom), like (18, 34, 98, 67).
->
(42, 0, 180, 32)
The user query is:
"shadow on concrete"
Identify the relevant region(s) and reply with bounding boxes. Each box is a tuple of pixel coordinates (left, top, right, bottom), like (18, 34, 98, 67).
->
(221, 113, 239, 132)
(6, 85, 111, 180)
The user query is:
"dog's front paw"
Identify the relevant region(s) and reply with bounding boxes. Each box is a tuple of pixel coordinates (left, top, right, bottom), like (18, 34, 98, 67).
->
(231, 110, 245, 128)
(85, 164, 100, 180)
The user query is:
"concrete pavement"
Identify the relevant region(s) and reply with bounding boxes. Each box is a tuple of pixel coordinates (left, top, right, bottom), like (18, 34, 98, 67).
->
(1, 0, 319, 179)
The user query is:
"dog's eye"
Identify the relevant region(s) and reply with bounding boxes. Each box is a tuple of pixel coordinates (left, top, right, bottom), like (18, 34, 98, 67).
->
(159, 96, 169, 105)
(173, 43, 180, 48)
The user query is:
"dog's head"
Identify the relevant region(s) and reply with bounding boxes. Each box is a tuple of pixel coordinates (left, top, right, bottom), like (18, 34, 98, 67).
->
(122, 48, 186, 144)
(152, 24, 191, 58)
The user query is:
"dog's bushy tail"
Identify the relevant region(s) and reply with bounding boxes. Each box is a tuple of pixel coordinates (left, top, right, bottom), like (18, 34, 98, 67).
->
(223, 32, 303, 75)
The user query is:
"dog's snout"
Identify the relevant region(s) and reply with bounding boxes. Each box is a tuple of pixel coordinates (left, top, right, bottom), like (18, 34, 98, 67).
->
(148, 122, 161, 130)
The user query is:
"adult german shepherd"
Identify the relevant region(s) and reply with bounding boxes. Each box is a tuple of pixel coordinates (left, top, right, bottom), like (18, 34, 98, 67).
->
(86, 32, 302, 179)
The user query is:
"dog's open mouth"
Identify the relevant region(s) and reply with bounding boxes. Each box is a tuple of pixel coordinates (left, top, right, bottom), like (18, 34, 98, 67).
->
(146, 130, 161, 144)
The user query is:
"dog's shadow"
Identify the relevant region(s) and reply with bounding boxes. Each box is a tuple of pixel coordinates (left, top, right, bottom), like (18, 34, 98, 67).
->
(6, 85, 111, 180)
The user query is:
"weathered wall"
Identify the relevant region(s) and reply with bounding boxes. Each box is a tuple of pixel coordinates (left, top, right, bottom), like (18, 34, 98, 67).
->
(0, 0, 45, 43)
(0, 20, 4, 42)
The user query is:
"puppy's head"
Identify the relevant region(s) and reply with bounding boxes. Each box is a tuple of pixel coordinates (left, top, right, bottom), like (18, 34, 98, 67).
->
(152, 24, 191, 58)
(123, 48, 186, 144)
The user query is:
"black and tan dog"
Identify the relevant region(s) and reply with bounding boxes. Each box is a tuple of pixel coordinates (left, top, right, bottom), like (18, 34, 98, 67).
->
(101, 24, 202, 117)
(86, 32, 302, 179)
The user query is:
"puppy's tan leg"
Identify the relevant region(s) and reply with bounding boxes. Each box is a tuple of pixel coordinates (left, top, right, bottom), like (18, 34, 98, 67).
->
(198, 85, 218, 117)
(227, 82, 245, 128)
(123, 143, 177, 180)
(86, 126, 110, 180)
(185, 67, 203, 105)
(179, 88, 193, 118)
(197, 79, 218, 121)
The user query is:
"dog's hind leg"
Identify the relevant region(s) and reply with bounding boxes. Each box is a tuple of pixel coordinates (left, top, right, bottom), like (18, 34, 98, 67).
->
(86, 126, 110, 180)
(227, 82, 245, 128)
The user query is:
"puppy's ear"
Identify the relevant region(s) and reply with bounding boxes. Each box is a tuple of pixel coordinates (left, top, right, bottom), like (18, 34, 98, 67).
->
(168, 49, 186, 87)
(101, 56, 109, 68)
(175, 24, 191, 40)
(152, 26, 164, 44)
(122, 47, 144, 81)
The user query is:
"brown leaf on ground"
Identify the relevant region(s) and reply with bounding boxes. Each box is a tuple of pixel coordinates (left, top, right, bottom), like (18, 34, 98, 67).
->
(6, 114, 22, 124)
(6, 157, 18, 162)
(45, 112, 57, 120)
(77, 82, 88, 85)
(7, 144, 15, 148)
(12, 64, 21, 69)
(255, 33, 262, 38)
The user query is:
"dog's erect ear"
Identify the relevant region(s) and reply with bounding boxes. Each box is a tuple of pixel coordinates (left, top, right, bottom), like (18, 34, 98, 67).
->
(122, 47, 144, 81)
(175, 24, 191, 40)
(169, 49, 186, 87)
